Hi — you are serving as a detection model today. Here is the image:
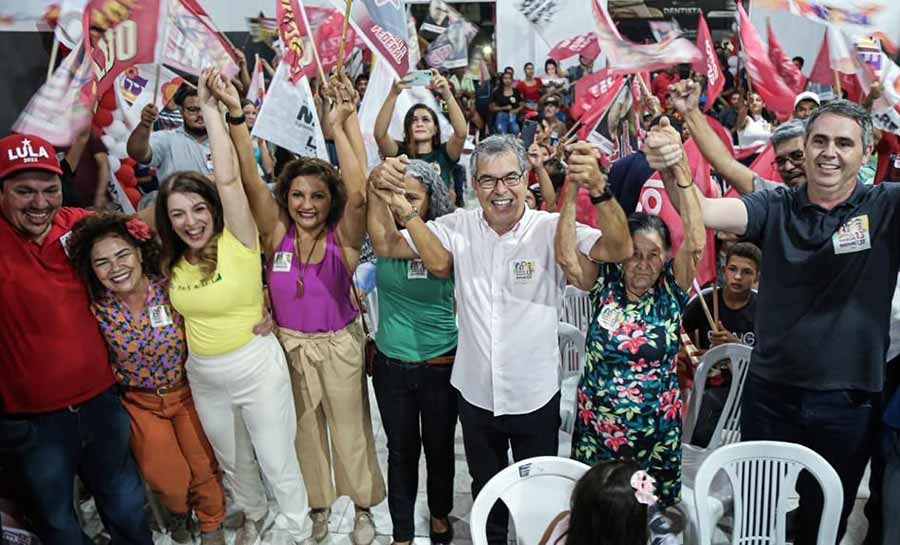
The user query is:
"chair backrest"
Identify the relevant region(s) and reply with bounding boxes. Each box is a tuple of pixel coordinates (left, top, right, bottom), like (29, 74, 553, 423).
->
(682, 343, 752, 449)
(560, 285, 592, 334)
(470, 456, 591, 545)
(557, 322, 586, 381)
(693, 441, 843, 545)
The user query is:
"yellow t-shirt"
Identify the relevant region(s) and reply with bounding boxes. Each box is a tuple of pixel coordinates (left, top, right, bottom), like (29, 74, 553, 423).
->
(169, 228, 263, 356)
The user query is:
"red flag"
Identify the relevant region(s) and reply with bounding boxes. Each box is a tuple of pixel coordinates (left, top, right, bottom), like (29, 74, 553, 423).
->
(766, 19, 807, 94)
(278, 0, 312, 83)
(738, 3, 796, 118)
(807, 29, 864, 102)
(636, 138, 718, 286)
(326, 0, 408, 78)
(809, 31, 832, 86)
(312, 10, 365, 75)
(724, 143, 782, 198)
(693, 13, 724, 112)
(548, 32, 600, 62)
(572, 68, 623, 121)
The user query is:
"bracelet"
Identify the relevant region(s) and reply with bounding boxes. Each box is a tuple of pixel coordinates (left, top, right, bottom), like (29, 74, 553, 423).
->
(676, 181, 694, 189)
(400, 209, 419, 224)
(225, 112, 246, 125)
(589, 187, 613, 205)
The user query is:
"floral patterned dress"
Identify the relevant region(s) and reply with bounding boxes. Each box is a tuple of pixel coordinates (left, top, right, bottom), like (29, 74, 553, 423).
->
(572, 261, 688, 507)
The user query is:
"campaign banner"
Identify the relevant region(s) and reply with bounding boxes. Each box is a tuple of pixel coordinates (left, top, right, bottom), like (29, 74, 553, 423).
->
(738, 3, 796, 118)
(161, 0, 238, 79)
(115, 64, 185, 130)
(787, 0, 900, 48)
(247, 54, 267, 109)
(547, 32, 600, 62)
(251, 63, 328, 161)
(327, 0, 409, 78)
(572, 68, 623, 121)
(515, 0, 583, 47)
(692, 13, 723, 112)
(313, 10, 367, 75)
(579, 76, 636, 163)
(424, 17, 477, 70)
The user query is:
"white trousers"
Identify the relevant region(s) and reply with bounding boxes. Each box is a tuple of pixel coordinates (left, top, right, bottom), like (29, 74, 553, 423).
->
(186, 334, 308, 539)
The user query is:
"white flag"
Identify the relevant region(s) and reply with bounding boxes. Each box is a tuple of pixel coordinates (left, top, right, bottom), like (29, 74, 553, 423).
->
(55, 0, 87, 50)
(248, 54, 267, 109)
(114, 64, 186, 131)
(252, 63, 328, 161)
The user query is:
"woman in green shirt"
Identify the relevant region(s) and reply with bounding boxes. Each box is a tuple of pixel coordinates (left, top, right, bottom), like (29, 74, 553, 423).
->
(367, 159, 457, 545)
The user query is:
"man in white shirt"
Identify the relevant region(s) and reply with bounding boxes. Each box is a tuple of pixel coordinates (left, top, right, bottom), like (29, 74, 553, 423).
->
(368, 135, 632, 545)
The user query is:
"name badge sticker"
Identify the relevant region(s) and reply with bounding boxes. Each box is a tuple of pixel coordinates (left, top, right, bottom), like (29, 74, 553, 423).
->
(511, 259, 537, 284)
(59, 231, 73, 257)
(597, 302, 624, 331)
(833, 214, 872, 255)
(148, 305, 174, 328)
(205, 152, 214, 172)
(407, 259, 428, 280)
(272, 251, 293, 272)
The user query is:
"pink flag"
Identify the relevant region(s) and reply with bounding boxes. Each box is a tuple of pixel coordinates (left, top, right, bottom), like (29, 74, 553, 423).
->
(572, 68, 623, 121)
(765, 19, 807, 94)
(313, 10, 366, 75)
(326, 0, 408, 78)
(738, 3, 796, 118)
(162, 0, 239, 78)
(693, 13, 724, 112)
(547, 32, 600, 62)
(591, 0, 700, 74)
(637, 138, 719, 286)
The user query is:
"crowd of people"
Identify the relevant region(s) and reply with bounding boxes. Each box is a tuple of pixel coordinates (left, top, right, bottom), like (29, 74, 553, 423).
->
(1, 26, 900, 545)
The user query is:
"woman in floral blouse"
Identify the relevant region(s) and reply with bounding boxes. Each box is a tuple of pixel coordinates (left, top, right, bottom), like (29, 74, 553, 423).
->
(555, 119, 706, 508)
(67, 212, 227, 545)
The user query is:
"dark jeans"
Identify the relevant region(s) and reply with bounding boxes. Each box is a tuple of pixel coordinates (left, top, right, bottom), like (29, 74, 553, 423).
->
(458, 391, 560, 545)
(867, 358, 900, 545)
(371, 349, 458, 542)
(882, 427, 900, 545)
(0, 387, 152, 545)
(741, 374, 879, 545)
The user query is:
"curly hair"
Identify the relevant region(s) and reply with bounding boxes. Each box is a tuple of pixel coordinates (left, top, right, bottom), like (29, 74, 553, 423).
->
(275, 158, 347, 228)
(155, 172, 224, 279)
(405, 159, 454, 220)
(66, 212, 162, 300)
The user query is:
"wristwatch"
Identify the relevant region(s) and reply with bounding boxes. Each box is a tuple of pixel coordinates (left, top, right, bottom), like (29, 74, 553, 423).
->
(589, 186, 613, 205)
(225, 112, 246, 125)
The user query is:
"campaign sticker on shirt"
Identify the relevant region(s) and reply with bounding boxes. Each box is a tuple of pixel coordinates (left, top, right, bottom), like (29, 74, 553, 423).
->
(59, 231, 73, 257)
(272, 251, 293, 272)
(205, 152, 214, 172)
(511, 259, 537, 284)
(407, 259, 428, 280)
(597, 302, 624, 331)
(509, 96, 517, 104)
(148, 305, 174, 328)
(833, 214, 872, 255)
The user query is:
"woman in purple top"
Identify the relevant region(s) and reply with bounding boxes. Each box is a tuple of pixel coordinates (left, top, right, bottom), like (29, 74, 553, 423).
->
(209, 74, 384, 544)
(66, 212, 227, 545)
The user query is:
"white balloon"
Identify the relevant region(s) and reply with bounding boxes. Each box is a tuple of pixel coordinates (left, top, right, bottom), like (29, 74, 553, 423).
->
(101, 134, 117, 150)
(112, 142, 128, 159)
(107, 120, 128, 139)
(108, 155, 121, 174)
(112, 107, 123, 122)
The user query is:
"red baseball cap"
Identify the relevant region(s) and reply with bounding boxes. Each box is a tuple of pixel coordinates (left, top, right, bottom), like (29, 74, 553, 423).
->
(0, 134, 63, 180)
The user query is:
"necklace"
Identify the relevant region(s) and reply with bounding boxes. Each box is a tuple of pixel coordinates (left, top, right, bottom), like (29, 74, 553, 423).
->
(294, 227, 325, 298)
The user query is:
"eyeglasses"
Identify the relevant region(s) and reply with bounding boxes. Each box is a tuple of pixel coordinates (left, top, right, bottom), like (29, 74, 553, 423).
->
(475, 172, 524, 190)
(773, 150, 805, 168)
(182, 107, 202, 115)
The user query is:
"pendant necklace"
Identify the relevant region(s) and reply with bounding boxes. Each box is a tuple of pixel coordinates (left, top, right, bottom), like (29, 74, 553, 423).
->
(294, 227, 324, 298)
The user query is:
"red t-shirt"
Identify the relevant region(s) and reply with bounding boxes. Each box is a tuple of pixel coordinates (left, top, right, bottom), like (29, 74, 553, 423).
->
(875, 132, 900, 184)
(515, 78, 544, 104)
(651, 72, 681, 104)
(540, 181, 598, 228)
(0, 207, 114, 414)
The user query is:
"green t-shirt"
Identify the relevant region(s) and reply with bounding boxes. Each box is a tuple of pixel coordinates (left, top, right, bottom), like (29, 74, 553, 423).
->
(374, 257, 457, 362)
(398, 142, 457, 190)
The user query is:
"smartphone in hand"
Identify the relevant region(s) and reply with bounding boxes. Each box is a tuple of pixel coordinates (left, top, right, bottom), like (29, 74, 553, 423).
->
(407, 70, 434, 87)
(522, 120, 539, 149)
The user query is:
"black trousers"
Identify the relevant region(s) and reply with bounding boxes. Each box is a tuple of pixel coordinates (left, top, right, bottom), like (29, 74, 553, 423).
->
(457, 391, 560, 545)
(864, 357, 900, 545)
(371, 349, 458, 542)
(741, 373, 879, 545)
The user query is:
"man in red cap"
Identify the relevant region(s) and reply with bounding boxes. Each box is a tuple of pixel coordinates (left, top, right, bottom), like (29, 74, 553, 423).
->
(0, 133, 154, 545)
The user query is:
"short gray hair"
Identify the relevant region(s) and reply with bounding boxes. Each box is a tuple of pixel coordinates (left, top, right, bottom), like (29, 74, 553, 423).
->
(805, 99, 873, 149)
(405, 159, 454, 220)
(469, 135, 527, 181)
(771, 119, 806, 148)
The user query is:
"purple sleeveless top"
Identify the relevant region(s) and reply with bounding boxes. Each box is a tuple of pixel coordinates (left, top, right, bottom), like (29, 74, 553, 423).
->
(266, 225, 359, 333)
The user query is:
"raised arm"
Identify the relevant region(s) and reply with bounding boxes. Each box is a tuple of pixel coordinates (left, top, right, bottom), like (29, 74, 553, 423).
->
(567, 142, 633, 264)
(431, 71, 468, 161)
(374, 78, 407, 157)
(200, 69, 258, 249)
(207, 71, 282, 250)
(367, 156, 417, 259)
(126, 104, 158, 164)
(528, 143, 557, 211)
(554, 169, 599, 290)
(670, 80, 756, 195)
(331, 79, 368, 256)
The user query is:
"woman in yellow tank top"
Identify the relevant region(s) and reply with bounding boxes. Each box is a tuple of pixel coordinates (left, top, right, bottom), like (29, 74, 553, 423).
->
(154, 69, 309, 545)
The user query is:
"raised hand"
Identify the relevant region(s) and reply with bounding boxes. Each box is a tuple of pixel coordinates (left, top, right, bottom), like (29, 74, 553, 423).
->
(644, 116, 685, 172)
(369, 155, 409, 195)
(527, 143, 546, 170)
(566, 142, 606, 194)
(668, 80, 701, 115)
(140, 104, 159, 128)
(328, 79, 356, 126)
(208, 71, 242, 113)
(431, 70, 452, 98)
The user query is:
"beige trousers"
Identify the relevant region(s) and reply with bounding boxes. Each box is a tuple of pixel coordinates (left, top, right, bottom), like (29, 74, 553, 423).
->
(277, 320, 386, 509)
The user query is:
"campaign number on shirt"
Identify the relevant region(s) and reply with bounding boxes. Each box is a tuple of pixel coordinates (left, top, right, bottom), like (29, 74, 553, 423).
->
(833, 214, 871, 255)
(407, 259, 428, 280)
(597, 302, 624, 331)
(511, 259, 537, 284)
(149, 305, 174, 328)
(272, 251, 293, 272)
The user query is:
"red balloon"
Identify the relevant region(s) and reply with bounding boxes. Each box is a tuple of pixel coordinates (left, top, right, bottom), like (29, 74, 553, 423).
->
(100, 89, 117, 111)
(124, 187, 141, 206)
(93, 108, 113, 128)
(116, 164, 135, 182)
(121, 175, 139, 188)
(121, 157, 136, 167)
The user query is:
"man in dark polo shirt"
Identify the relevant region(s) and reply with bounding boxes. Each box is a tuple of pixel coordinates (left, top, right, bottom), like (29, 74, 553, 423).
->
(0, 134, 153, 545)
(646, 100, 900, 545)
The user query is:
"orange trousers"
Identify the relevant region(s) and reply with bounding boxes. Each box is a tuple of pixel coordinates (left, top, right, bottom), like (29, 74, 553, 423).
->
(122, 386, 226, 532)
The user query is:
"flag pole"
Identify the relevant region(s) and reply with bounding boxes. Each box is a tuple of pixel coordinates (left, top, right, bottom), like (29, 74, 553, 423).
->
(833, 71, 843, 97)
(152, 64, 162, 107)
(46, 39, 60, 82)
(298, 0, 328, 83)
(336, 0, 354, 75)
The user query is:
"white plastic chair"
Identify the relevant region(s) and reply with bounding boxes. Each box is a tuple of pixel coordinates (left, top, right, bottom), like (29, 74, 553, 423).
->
(557, 322, 586, 434)
(560, 285, 592, 334)
(692, 441, 844, 545)
(680, 343, 752, 542)
(470, 456, 590, 545)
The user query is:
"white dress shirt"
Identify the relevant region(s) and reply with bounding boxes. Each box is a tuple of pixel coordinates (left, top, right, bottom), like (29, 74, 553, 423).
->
(402, 207, 602, 416)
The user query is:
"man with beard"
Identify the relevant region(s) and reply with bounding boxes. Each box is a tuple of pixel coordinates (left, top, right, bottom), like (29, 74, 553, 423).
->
(667, 80, 807, 194)
(127, 89, 213, 182)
